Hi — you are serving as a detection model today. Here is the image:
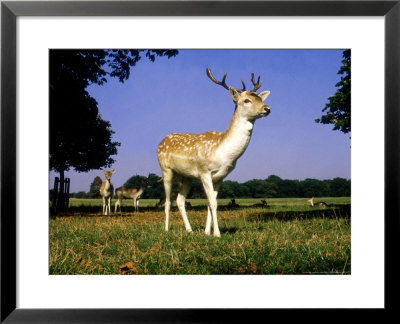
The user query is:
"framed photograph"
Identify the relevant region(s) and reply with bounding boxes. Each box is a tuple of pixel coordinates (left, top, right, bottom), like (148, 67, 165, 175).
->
(1, 0, 399, 322)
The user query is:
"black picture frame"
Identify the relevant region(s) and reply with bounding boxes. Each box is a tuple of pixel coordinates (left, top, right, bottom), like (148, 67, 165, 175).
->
(1, 0, 399, 322)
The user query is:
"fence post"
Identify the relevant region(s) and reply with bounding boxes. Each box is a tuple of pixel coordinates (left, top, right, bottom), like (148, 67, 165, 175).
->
(64, 178, 70, 208)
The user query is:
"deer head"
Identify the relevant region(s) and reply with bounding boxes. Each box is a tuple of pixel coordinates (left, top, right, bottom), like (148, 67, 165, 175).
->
(206, 68, 271, 121)
(103, 169, 115, 181)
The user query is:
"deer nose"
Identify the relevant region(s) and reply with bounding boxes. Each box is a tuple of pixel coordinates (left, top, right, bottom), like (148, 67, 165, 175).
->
(264, 105, 270, 113)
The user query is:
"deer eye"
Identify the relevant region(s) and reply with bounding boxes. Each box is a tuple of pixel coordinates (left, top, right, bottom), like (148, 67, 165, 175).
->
(244, 99, 251, 103)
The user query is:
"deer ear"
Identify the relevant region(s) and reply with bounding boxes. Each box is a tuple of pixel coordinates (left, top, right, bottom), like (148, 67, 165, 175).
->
(258, 90, 270, 101)
(229, 87, 239, 102)
(111, 169, 116, 173)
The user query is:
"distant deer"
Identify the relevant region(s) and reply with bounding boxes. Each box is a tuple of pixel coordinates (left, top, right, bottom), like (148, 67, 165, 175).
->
(252, 199, 268, 207)
(308, 197, 328, 207)
(228, 199, 240, 208)
(155, 192, 178, 208)
(114, 179, 147, 213)
(155, 197, 165, 208)
(157, 68, 271, 237)
(156, 192, 192, 209)
(100, 169, 115, 215)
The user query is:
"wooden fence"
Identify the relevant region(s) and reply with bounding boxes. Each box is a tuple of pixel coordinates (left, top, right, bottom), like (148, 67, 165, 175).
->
(51, 177, 70, 212)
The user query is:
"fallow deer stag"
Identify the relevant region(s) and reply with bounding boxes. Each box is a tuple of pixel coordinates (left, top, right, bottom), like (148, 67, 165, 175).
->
(157, 68, 271, 237)
(114, 179, 147, 213)
(100, 169, 115, 215)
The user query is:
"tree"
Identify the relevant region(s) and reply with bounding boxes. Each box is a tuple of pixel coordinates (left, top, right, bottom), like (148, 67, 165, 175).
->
(89, 176, 103, 198)
(50, 49, 178, 209)
(266, 175, 302, 198)
(72, 191, 89, 199)
(327, 177, 351, 197)
(219, 180, 243, 198)
(315, 49, 351, 134)
(188, 179, 205, 199)
(243, 179, 278, 198)
(279, 179, 301, 197)
(144, 173, 165, 199)
(300, 178, 330, 198)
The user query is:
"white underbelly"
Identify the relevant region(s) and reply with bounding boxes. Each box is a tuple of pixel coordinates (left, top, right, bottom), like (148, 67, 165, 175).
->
(168, 154, 197, 177)
(168, 153, 235, 181)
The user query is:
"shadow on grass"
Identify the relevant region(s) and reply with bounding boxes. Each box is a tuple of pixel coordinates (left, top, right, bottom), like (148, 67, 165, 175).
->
(51, 204, 250, 216)
(50, 204, 350, 221)
(247, 205, 351, 222)
(220, 227, 239, 234)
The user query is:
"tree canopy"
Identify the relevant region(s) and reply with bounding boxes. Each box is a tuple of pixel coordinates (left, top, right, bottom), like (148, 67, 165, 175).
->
(50, 49, 178, 209)
(315, 49, 351, 134)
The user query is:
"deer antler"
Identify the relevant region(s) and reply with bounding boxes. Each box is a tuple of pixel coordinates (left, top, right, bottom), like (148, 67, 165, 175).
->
(250, 73, 262, 92)
(206, 68, 246, 93)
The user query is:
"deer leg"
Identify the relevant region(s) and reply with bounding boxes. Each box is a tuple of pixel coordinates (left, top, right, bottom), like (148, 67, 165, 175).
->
(133, 197, 137, 212)
(136, 199, 140, 212)
(205, 181, 221, 235)
(176, 177, 193, 233)
(102, 196, 106, 215)
(201, 174, 220, 237)
(205, 207, 211, 235)
(162, 170, 174, 232)
(107, 197, 112, 215)
(114, 198, 121, 214)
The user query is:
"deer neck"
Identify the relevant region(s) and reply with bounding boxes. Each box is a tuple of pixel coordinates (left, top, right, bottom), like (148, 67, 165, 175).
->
(137, 186, 144, 196)
(217, 110, 255, 163)
(104, 179, 112, 191)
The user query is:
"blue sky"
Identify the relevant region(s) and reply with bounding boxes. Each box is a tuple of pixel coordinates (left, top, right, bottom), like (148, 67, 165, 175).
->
(50, 49, 350, 193)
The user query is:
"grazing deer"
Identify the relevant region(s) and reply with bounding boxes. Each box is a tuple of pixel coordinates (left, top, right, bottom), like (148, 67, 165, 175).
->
(156, 196, 192, 209)
(100, 169, 115, 215)
(228, 199, 240, 208)
(252, 199, 268, 207)
(114, 179, 147, 213)
(157, 68, 271, 237)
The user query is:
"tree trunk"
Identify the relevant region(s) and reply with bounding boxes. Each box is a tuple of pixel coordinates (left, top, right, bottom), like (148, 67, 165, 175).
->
(56, 169, 65, 210)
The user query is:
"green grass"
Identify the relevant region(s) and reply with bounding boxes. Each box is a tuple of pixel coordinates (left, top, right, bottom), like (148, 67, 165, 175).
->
(50, 197, 350, 275)
(68, 197, 350, 208)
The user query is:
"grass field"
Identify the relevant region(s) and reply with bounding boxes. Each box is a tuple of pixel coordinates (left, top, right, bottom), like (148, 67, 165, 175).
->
(50, 197, 351, 275)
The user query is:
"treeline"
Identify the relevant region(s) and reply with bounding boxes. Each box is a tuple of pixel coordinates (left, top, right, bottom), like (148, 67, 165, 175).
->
(70, 174, 350, 199)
